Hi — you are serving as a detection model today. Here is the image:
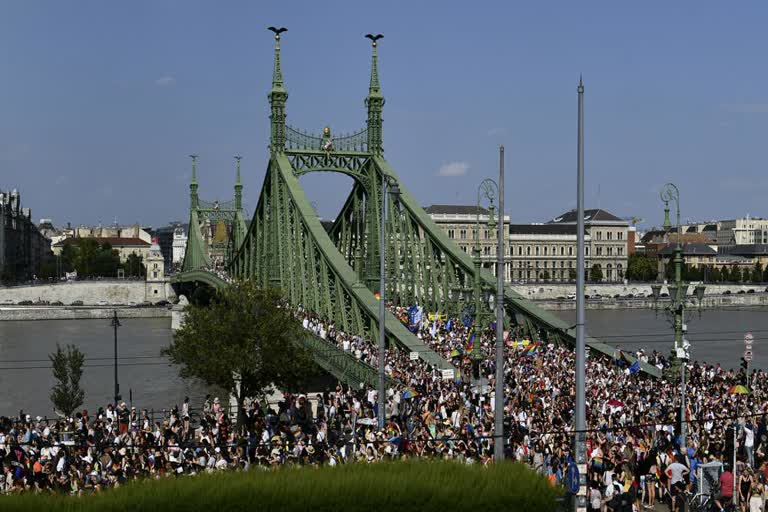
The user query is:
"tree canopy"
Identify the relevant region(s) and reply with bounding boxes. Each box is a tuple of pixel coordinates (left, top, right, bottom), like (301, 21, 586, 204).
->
(163, 281, 315, 422)
(49, 344, 86, 417)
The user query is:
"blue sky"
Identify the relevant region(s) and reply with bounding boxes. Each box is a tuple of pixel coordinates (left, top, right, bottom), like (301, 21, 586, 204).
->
(1, 1, 766, 229)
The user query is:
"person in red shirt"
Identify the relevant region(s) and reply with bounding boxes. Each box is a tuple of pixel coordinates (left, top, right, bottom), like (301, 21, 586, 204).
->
(715, 463, 734, 511)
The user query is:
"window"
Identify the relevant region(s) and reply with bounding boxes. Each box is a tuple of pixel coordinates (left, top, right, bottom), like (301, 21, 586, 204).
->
(586, 247, 590, 256)
(568, 247, 573, 256)
(560, 261, 564, 268)
(535, 247, 540, 256)
(568, 261, 572, 268)
(518, 246, 523, 256)
(153, 271, 158, 278)
(544, 262, 548, 268)
(596, 231, 602, 241)
(472, 229, 478, 240)
(484, 229, 489, 239)
(618, 232, 623, 240)
(607, 232, 613, 241)
(153, 263, 158, 269)
(544, 247, 548, 256)
(560, 247, 565, 256)
(618, 247, 623, 256)
(535, 261, 539, 268)
(448, 229, 455, 238)
(154, 289, 158, 294)
(597, 247, 603, 256)
(607, 247, 613, 256)
(460, 229, 467, 240)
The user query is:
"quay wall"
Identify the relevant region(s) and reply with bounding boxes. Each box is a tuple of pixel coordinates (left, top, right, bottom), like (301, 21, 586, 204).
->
(0, 281, 175, 306)
(0, 306, 171, 321)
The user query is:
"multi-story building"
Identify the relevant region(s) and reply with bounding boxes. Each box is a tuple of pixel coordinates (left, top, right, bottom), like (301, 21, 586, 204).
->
(717, 217, 768, 246)
(0, 188, 52, 282)
(149, 222, 188, 269)
(172, 226, 188, 267)
(547, 208, 629, 282)
(425, 204, 511, 280)
(508, 224, 590, 282)
(52, 236, 150, 263)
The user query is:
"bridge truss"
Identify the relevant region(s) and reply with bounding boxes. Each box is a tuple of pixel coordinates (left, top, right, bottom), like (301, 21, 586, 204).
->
(173, 32, 660, 383)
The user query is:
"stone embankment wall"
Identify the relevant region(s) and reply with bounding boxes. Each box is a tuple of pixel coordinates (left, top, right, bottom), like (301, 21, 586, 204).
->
(509, 283, 768, 310)
(0, 281, 175, 306)
(0, 306, 171, 321)
(510, 282, 768, 300)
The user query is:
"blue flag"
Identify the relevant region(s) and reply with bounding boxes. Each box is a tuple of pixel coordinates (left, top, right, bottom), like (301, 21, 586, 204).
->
(445, 318, 453, 332)
(629, 360, 641, 375)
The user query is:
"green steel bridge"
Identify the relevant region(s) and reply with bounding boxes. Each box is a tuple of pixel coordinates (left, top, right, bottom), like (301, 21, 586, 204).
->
(171, 31, 660, 385)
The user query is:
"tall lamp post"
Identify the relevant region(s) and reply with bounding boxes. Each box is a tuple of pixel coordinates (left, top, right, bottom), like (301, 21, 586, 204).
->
(574, 76, 587, 512)
(471, 147, 506, 463)
(473, 178, 499, 381)
(111, 310, 121, 408)
(659, 183, 704, 451)
(378, 173, 400, 429)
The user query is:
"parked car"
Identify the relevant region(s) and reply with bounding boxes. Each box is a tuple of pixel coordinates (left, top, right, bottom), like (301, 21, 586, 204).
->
(747, 289, 755, 294)
(71, 300, 84, 306)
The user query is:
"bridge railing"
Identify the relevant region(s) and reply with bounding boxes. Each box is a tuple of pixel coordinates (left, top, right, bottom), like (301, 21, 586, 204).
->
(285, 125, 369, 152)
(299, 331, 398, 389)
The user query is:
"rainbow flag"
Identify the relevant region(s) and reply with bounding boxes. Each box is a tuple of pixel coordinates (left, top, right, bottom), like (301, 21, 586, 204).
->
(522, 342, 539, 357)
(466, 329, 476, 353)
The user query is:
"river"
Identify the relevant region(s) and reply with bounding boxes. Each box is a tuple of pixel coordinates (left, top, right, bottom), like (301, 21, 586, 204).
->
(0, 318, 218, 417)
(553, 307, 768, 370)
(0, 308, 766, 416)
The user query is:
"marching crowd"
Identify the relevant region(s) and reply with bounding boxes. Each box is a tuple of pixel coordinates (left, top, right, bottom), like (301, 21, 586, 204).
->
(2, 301, 768, 512)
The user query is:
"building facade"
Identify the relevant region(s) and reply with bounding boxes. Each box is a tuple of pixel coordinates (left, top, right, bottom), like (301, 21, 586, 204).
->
(52, 237, 151, 263)
(547, 209, 629, 282)
(717, 217, 768, 246)
(0, 188, 52, 282)
(425, 205, 511, 281)
(145, 237, 170, 301)
(171, 226, 188, 268)
(508, 224, 590, 282)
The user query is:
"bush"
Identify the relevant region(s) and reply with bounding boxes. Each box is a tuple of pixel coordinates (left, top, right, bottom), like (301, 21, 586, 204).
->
(0, 460, 561, 512)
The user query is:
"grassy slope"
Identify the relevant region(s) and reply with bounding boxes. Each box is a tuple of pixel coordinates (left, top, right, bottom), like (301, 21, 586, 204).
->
(2, 461, 562, 512)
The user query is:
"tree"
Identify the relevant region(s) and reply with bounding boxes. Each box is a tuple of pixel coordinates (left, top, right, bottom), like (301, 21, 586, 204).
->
(752, 263, 763, 283)
(49, 344, 86, 417)
(123, 253, 146, 278)
(589, 264, 603, 282)
(626, 254, 657, 281)
(163, 281, 315, 425)
(710, 266, 722, 283)
(568, 269, 577, 281)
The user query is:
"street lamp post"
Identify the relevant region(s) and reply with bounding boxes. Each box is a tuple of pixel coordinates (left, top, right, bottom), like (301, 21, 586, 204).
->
(660, 183, 702, 451)
(378, 173, 400, 429)
(471, 148, 505, 463)
(574, 76, 587, 512)
(111, 310, 121, 408)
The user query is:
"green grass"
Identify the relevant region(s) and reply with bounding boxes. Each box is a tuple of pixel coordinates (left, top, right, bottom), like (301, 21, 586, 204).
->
(1, 461, 563, 512)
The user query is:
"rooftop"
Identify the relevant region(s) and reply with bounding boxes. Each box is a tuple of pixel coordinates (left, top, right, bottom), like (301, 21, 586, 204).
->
(509, 224, 587, 236)
(547, 208, 626, 225)
(657, 243, 717, 256)
(425, 204, 490, 216)
(53, 237, 150, 248)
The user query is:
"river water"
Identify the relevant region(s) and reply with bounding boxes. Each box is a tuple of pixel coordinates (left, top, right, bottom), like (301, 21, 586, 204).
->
(0, 318, 218, 417)
(0, 308, 766, 416)
(552, 307, 768, 370)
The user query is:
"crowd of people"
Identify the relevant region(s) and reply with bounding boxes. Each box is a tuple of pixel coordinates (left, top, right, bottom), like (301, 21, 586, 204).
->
(3, 299, 768, 512)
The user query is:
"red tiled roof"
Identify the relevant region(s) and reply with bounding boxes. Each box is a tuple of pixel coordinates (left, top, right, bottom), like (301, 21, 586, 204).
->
(53, 237, 150, 247)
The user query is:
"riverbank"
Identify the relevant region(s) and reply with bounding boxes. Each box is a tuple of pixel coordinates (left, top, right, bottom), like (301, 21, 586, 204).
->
(0, 306, 172, 321)
(537, 293, 768, 310)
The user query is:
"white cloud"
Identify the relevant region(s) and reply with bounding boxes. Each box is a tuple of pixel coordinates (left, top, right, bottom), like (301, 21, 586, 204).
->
(721, 103, 768, 114)
(436, 161, 469, 177)
(155, 75, 176, 87)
